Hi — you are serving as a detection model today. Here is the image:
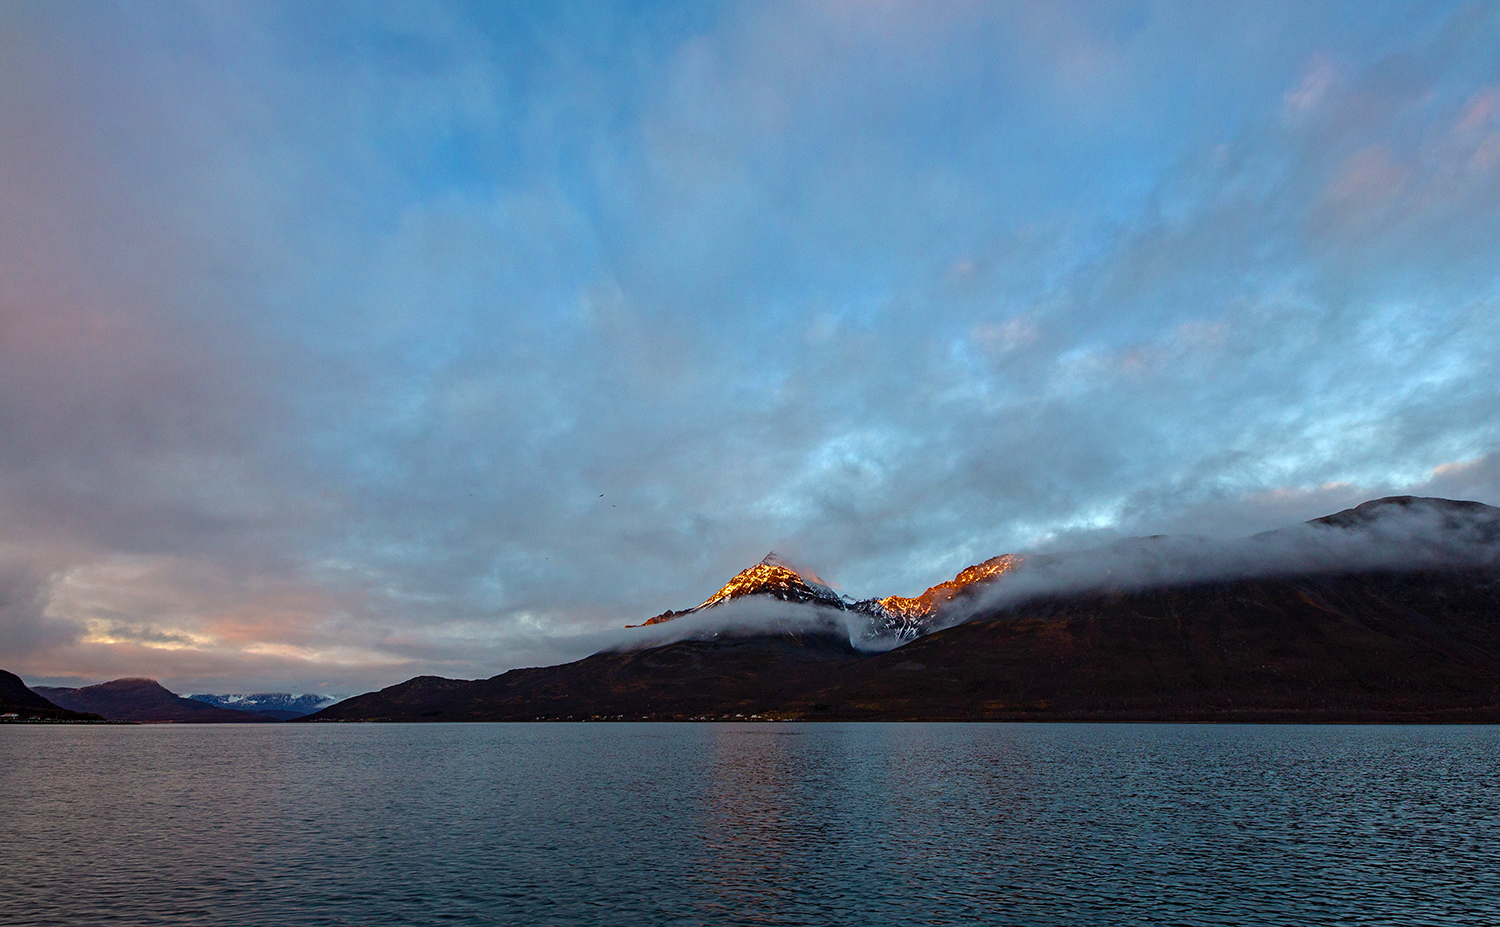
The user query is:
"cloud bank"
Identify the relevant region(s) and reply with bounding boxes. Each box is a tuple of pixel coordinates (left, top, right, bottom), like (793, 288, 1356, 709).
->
(957, 497, 1500, 623)
(2, 2, 1499, 691)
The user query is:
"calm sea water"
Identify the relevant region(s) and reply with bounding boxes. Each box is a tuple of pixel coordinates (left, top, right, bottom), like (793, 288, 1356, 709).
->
(3, 723, 1498, 926)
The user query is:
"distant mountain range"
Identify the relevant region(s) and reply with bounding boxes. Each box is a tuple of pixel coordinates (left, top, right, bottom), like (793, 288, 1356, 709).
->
(4, 678, 342, 723)
(307, 496, 1500, 722)
(187, 693, 338, 720)
(34, 679, 282, 723)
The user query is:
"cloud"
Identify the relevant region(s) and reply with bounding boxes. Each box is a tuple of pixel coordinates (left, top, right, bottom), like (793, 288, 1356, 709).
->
(958, 497, 1500, 623)
(1413, 452, 1500, 502)
(2, 3, 1499, 692)
(0, 557, 82, 664)
(1284, 54, 1338, 118)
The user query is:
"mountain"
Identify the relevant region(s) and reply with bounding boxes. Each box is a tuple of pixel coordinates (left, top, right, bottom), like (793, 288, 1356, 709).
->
(861, 553, 1026, 637)
(797, 567, 1500, 721)
(0, 669, 103, 721)
(307, 497, 1500, 722)
(303, 631, 861, 722)
(629, 550, 1024, 643)
(35, 679, 282, 723)
(1307, 495, 1500, 535)
(187, 693, 337, 720)
(631, 552, 849, 623)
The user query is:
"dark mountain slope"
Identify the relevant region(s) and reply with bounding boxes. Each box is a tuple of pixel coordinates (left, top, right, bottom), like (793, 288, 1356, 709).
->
(306, 497, 1500, 723)
(804, 568, 1500, 721)
(307, 568, 1500, 722)
(1307, 495, 1500, 534)
(0, 669, 102, 721)
(36, 678, 280, 723)
(307, 631, 860, 721)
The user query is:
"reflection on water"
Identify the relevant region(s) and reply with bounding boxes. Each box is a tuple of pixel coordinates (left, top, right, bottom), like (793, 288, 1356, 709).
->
(2, 723, 1498, 926)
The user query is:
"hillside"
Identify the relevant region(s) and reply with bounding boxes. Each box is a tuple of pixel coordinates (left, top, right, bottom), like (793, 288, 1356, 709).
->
(307, 497, 1500, 723)
(307, 567, 1500, 722)
(36, 679, 281, 723)
(0, 669, 103, 721)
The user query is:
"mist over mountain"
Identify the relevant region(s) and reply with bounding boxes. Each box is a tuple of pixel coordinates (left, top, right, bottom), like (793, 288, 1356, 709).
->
(954, 496, 1500, 622)
(619, 497, 1500, 650)
(308, 497, 1500, 722)
(628, 551, 972, 644)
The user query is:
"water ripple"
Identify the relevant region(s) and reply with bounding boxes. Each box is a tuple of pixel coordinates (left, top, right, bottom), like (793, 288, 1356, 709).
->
(2, 723, 1498, 926)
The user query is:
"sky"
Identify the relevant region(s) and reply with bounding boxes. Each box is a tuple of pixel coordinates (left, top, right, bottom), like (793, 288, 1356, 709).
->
(3, 0, 1500, 695)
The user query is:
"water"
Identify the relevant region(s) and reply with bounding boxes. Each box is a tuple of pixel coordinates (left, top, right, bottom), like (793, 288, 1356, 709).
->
(2, 724, 1498, 926)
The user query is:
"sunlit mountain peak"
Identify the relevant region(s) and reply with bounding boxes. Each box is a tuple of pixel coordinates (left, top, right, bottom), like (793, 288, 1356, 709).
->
(697, 553, 844, 611)
(628, 550, 1028, 643)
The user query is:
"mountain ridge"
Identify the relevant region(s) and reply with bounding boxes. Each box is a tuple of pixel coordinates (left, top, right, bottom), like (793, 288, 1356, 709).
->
(36, 678, 282, 723)
(306, 496, 1500, 723)
(187, 692, 338, 720)
(630, 549, 1026, 644)
(624, 496, 1495, 646)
